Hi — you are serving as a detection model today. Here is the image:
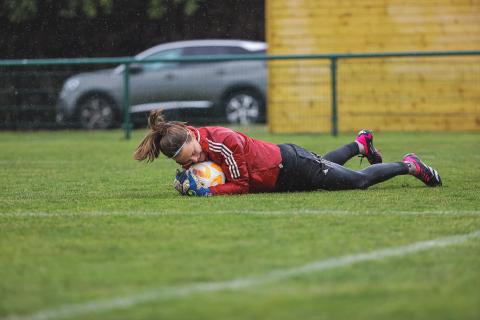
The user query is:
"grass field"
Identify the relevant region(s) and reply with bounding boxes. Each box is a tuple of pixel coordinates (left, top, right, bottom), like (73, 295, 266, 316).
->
(1, 127, 479, 320)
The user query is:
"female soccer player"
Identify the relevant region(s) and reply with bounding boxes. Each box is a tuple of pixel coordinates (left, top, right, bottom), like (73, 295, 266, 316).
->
(134, 109, 442, 196)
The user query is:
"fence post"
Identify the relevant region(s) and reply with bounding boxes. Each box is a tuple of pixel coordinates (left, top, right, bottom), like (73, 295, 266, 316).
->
(122, 63, 132, 140)
(330, 57, 338, 136)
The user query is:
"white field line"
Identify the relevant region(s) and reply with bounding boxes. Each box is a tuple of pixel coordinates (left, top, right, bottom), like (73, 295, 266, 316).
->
(4, 230, 480, 320)
(1, 209, 479, 217)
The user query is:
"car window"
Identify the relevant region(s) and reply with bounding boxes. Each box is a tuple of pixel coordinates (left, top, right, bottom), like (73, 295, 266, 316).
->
(182, 45, 265, 57)
(142, 48, 183, 70)
(183, 46, 230, 56)
(223, 46, 266, 54)
(225, 46, 250, 54)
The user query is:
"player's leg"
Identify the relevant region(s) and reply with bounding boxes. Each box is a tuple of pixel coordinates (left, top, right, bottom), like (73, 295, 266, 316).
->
(276, 144, 441, 192)
(316, 160, 409, 190)
(280, 144, 405, 191)
(322, 142, 359, 165)
(323, 129, 383, 165)
(313, 153, 442, 190)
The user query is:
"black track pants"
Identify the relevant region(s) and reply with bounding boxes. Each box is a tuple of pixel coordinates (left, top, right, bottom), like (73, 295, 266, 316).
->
(323, 142, 360, 165)
(319, 159, 409, 190)
(276, 144, 409, 192)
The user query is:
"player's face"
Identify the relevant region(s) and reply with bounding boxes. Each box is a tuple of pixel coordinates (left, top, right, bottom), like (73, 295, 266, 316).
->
(173, 136, 206, 166)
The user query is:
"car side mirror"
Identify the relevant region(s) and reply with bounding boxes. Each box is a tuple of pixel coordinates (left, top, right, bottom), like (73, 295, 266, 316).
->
(129, 63, 143, 74)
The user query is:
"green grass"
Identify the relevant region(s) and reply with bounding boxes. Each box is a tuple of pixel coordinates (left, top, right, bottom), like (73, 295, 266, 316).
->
(0, 127, 479, 320)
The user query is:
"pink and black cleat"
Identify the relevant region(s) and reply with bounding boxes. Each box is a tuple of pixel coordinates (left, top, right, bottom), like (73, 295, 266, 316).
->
(356, 129, 383, 165)
(403, 153, 442, 187)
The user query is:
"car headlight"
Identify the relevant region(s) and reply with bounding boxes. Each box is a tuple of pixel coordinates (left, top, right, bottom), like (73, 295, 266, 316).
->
(64, 78, 80, 91)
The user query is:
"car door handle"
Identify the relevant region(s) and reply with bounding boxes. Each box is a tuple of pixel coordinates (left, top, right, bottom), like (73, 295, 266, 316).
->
(165, 73, 175, 80)
(215, 69, 226, 76)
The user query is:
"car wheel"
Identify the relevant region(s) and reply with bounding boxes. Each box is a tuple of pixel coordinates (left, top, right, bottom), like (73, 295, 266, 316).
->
(77, 95, 116, 129)
(224, 91, 263, 124)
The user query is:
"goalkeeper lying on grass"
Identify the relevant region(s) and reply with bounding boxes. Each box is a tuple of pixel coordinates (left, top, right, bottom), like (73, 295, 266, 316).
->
(134, 109, 442, 196)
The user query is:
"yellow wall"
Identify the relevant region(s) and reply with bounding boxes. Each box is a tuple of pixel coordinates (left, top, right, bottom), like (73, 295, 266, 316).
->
(266, 0, 480, 132)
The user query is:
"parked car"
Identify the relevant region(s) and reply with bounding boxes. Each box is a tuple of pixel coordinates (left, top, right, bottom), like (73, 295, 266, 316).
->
(56, 39, 267, 129)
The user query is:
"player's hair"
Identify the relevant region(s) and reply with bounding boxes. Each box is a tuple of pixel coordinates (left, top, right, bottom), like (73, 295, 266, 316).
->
(133, 109, 191, 162)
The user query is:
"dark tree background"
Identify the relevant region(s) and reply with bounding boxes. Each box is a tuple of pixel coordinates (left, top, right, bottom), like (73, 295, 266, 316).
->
(0, 0, 265, 59)
(0, 0, 265, 128)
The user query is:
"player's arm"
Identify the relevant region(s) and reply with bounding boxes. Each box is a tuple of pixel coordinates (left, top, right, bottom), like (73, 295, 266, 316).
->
(208, 133, 250, 195)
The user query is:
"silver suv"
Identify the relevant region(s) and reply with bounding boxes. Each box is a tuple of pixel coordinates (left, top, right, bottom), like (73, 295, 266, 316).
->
(56, 39, 267, 129)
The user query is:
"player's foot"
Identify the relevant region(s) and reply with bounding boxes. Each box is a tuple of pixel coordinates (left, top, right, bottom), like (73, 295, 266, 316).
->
(403, 153, 442, 187)
(355, 129, 383, 164)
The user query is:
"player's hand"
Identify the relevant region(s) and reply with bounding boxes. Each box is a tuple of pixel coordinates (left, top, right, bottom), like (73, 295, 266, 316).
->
(173, 169, 189, 195)
(185, 171, 211, 197)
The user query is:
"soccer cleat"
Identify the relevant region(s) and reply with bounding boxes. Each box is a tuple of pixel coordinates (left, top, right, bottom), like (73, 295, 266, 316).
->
(403, 153, 442, 187)
(355, 129, 383, 165)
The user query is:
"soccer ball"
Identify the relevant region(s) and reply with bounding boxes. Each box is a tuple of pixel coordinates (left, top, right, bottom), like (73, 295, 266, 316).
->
(188, 161, 226, 187)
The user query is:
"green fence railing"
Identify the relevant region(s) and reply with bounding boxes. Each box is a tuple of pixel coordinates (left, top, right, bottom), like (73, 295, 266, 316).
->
(1, 50, 479, 138)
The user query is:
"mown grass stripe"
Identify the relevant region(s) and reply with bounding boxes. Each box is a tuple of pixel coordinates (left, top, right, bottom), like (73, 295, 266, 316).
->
(1, 210, 479, 217)
(4, 230, 480, 320)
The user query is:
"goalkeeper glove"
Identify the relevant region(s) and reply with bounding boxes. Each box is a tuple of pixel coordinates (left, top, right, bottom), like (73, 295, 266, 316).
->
(185, 171, 211, 196)
(173, 169, 211, 196)
(173, 169, 188, 195)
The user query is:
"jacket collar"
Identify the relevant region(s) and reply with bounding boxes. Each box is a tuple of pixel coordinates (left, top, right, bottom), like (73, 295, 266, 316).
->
(188, 126, 210, 156)
(187, 126, 200, 141)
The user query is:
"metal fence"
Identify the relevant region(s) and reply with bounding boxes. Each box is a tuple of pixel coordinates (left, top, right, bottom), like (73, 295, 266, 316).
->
(1, 50, 479, 138)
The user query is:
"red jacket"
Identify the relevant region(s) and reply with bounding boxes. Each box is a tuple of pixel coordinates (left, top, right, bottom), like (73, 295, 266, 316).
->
(186, 126, 282, 195)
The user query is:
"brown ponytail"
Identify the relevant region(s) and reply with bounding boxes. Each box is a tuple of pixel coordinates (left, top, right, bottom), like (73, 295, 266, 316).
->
(133, 109, 190, 162)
